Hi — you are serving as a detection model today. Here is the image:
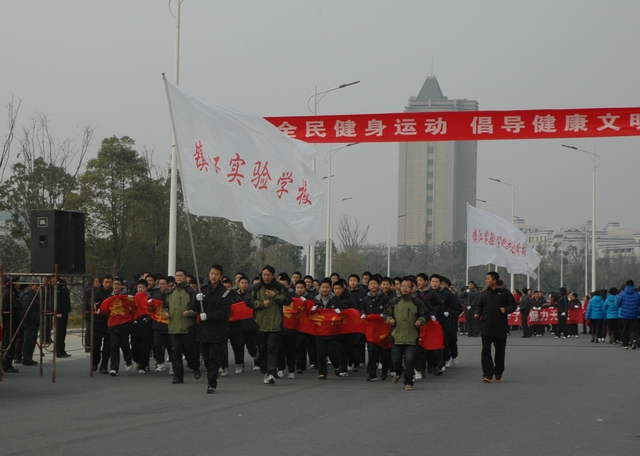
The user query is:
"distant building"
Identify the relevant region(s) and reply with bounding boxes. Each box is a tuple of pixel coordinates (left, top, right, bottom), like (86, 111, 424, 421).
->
(397, 76, 478, 246)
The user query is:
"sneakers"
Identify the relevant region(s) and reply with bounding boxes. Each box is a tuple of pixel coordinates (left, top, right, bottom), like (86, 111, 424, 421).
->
(263, 374, 270, 384)
(452, 357, 458, 365)
(381, 372, 388, 381)
(495, 375, 503, 382)
(155, 363, 166, 372)
(172, 377, 183, 384)
(267, 374, 276, 384)
(206, 385, 215, 394)
(252, 365, 261, 371)
(405, 385, 413, 391)
(100, 368, 109, 375)
(632, 342, 637, 350)
(235, 364, 244, 374)
(445, 360, 452, 368)
(482, 377, 492, 383)
(338, 372, 348, 377)
(277, 370, 285, 378)
(219, 368, 228, 377)
(288, 372, 295, 379)
(318, 374, 326, 380)
(414, 370, 422, 380)
(138, 369, 146, 374)
(366, 375, 377, 382)
(125, 364, 133, 372)
(109, 370, 118, 376)
(194, 368, 201, 380)
(392, 374, 401, 384)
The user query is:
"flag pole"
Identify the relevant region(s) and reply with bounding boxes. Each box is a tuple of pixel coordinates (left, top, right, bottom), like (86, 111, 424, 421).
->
(466, 203, 469, 285)
(163, 76, 203, 312)
(167, 0, 183, 279)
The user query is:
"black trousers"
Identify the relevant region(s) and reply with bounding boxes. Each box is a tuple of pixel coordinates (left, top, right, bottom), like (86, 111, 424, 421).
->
(607, 319, 621, 342)
(520, 311, 531, 337)
(277, 333, 297, 372)
(481, 336, 507, 379)
(131, 332, 153, 369)
(555, 315, 567, 337)
(414, 345, 427, 372)
(256, 331, 279, 376)
(153, 330, 172, 364)
(590, 319, 605, 340)
(621, 319, 638, 347)
(201, 342, 225, 388)
(109, 323, 133, 372)
(170, 332, 200, 380)
(92, 323, 110, 370)
(22, 318, 39, 363)
(366, 342, 390, 377)
(2, 317, 20, 369)
(55, 313, 69, 356)
(316, 337, 345, 376)
(443, 330, 458, 361)
(353, 333, 366, 365)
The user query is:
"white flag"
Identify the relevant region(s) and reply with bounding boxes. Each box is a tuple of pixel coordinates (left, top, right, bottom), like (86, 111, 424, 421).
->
(467, 205, 541, 278)
(164, 81, 324, 246)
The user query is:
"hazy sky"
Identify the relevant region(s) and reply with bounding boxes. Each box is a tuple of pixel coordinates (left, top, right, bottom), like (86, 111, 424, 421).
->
(2, 1, 639, 245)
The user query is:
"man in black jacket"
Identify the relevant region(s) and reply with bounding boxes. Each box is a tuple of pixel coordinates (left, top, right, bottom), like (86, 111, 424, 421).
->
(474, 272, 517, 382)
(197, 264, 233, 394)
(2, 277, 22, 373)
(55, 278, 72, 358)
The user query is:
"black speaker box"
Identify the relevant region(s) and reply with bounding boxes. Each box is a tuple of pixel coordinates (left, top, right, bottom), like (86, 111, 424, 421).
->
(30, 209, 86, 274)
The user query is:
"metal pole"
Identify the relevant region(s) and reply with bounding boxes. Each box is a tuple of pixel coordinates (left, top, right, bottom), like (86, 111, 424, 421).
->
(584, 228, 588, 295)
(325, 146, 332, 278)
(591, 151, 596, 291)
(167, 0, 182, 276)
(510, 180, 515, 291)
(560, 233, 564, 288)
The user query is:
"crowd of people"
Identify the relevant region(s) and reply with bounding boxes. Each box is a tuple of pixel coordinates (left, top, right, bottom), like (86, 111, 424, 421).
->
(3, 266, 640, 393)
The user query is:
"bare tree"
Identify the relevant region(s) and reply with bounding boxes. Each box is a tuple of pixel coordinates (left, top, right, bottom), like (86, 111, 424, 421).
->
(1, 96, 21, 182)
(337, 214, 369, 254)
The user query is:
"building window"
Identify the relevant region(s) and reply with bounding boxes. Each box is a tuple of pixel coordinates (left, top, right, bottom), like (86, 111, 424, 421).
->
(427, 196, 433, 202)
(426, 209, 432, 215)
(427, 221, 432, 227)
(427, 159, 434, 165)
(427, 172, 433, 178)
(427, 184, 433, 190)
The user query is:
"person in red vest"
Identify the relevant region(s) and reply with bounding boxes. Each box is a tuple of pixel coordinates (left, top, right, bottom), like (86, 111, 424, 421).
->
(98, 277, 136, 376)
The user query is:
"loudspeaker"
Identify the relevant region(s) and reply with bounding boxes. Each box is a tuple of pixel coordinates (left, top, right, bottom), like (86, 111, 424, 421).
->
(30, 209, 86, 274)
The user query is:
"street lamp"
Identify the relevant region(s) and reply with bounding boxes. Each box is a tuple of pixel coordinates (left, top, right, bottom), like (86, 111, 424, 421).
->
(387, 214, 406, 276)
(476, 198, 499, 215)
(305, 80, 361, 278)
(489, 177, 518, 291)
(562, 144, 600, 291)
(327, 197, 352, 275)
(324, 143, 358, 277)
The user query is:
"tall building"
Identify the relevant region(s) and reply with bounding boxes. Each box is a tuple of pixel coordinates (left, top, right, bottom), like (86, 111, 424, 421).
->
(397, 76, 478, 246)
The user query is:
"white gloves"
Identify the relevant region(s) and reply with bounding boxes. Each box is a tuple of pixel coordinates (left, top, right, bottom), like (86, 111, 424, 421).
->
(443, 312, 449, 317)
(360, 314, 366, 319)
(128, 295, 134, 299)
(467, 306, 471, 310)
(147, 299, 152, 304)
(200, 312, 207, 321)
(334, 308, 341, 314)
(431, 315, 436, 321)
(380, 313, 384, 318)
(196, 293, 204, 301)
(561, 312, 566, 316)
(300, 296, 306, 301)
(311, 306, 317, 312)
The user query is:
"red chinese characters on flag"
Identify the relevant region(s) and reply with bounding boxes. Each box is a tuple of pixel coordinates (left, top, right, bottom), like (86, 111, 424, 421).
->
(227, 153, 246, 185)
(296, 180, 312, 206)
(264, 107, 640, 143)
(276, 172, 294, 199)
(251, 161, 272, 190)
(194, 141, 209, 172)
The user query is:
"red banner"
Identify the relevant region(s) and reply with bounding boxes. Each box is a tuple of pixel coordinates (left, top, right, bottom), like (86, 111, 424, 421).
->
(364, 314, 392, 349)
(419, 320, 445, 351)
(508, 307, 585, 326)
(265, 107, 640, 143)
(229, 302, 254, 322)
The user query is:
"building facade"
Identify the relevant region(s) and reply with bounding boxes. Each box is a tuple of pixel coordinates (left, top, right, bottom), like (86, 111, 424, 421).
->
(397, 76, 478, 246)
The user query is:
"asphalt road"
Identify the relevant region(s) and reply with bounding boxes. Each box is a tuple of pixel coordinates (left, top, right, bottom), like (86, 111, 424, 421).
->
(1, 330, 638, 456)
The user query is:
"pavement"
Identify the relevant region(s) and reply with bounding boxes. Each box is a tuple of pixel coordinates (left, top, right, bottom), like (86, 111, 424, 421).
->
(1, 329, 639, 455)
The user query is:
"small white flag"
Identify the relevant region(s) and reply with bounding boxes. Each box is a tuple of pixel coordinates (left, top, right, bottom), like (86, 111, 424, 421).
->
(165, 81, 324, 246)
(468, 205, 541, 278)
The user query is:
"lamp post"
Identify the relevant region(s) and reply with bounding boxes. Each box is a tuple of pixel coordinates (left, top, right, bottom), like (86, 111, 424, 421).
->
(387, 214, 406, 276)
(562, 145, 600, 291)
(327, 197, 352, 275)
(489, 178, 518, 291)
(305, 80, 360, 278)
(559, 229, 564, 288)
(324, 143, 358, 277)
(167, 0, 184, 276)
